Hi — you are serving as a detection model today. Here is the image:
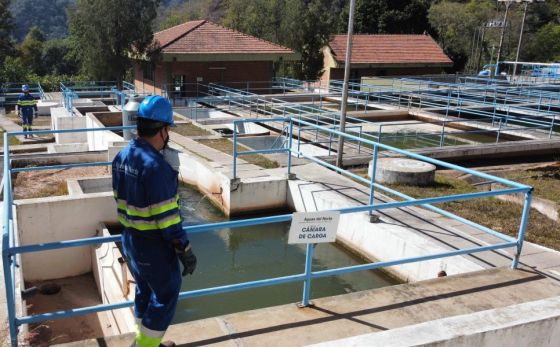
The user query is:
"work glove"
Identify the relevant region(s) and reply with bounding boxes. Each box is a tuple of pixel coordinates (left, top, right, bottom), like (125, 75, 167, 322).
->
(176, 246, 197, 276)
(34, 112, 38, 119)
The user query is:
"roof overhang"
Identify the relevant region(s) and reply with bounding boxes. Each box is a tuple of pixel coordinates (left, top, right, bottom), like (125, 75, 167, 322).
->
(333, 61, 453, 69)
(160, 52, 301, 62)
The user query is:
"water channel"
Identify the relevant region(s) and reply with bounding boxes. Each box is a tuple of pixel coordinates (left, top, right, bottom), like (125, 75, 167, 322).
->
(173, 185, 398, 323)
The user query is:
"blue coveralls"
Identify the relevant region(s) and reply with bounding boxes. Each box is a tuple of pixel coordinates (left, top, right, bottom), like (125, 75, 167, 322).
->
(16, 93, 38, 136)
(112, 138, 188, 347)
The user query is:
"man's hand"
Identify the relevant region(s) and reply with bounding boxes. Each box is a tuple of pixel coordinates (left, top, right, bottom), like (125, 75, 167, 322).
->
(174, 241, 197, 276)
(34, 112, 38, 119)
(177, 248, 197, 276)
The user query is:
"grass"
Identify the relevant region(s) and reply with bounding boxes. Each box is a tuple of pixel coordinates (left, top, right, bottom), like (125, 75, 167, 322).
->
(0, 128, 22, 146)
(14, 181, 68, 199)
(6, 111, 52, 127)
(197, 138, 280, 169)
(353, 170, 560, 251)
(173, 123, 213, 137)
(500, 165, 560, 204)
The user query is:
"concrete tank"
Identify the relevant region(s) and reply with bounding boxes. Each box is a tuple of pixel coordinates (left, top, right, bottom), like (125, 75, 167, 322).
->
(369, 158, 436, 186)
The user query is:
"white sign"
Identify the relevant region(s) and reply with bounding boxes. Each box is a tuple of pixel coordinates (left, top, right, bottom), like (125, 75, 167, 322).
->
(288, 211, 340, 244)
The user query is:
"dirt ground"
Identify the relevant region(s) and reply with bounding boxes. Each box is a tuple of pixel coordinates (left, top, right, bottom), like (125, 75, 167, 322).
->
(13, 167, 110, 200)
(24, 274, 112, 346)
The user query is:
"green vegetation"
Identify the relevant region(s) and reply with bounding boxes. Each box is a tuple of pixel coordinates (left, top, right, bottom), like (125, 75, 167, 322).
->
(501, 165, 560, 205)
(15, 181, 68, 199)
(197, 138, 279, 169)
(173, 123, 213, 137)
(429, 0, 560, 70)
(0, 128, 21, 146)
(2, 0, 560, 84)
(68, 0, 159, 85)
(353, 170, 560, 251)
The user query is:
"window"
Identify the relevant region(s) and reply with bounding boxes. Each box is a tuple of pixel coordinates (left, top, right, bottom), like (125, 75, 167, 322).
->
(143, 62, 155, 81)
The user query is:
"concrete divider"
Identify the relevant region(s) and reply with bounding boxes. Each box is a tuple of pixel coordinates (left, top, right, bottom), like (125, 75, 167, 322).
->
(15, 193, 117, 280)
(91, 223, 135, 335)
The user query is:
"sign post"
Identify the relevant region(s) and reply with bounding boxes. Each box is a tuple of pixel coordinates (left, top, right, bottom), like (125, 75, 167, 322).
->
(289, 211, 341, 307)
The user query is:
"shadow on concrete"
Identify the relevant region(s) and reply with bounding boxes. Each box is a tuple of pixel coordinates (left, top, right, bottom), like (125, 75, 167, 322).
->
(177, 271, 544, 346)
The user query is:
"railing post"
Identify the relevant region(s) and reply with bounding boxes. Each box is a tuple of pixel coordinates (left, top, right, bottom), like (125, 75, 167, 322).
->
(3, 133, 18, 346)
(368, 145, 379, 217)
(439, 119, 447, 147)
(512, 189, 533, 269)
(233, 121, 238, 179)
(301, 243, 315, 307)
(287, 118, 294, 175)
(358, 126, 362, 154)
(549, 112, 556, 139)
(496, 118, 503, 144)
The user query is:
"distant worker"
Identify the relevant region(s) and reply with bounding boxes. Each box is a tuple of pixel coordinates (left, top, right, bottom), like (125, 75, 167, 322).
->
(112, 95, 197, 347)
(16, 84, 38, 139)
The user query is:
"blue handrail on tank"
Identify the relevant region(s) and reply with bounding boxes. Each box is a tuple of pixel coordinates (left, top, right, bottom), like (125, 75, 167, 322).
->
(2, 118, 533, 346)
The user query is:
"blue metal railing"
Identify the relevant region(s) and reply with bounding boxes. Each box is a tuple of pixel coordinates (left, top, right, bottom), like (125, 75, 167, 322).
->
(2, 120, 533, 345)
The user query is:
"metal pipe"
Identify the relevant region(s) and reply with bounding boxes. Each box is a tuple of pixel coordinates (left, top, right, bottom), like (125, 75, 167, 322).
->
(512, 190, 533, 268)
(368, 145, 379, 217)
(3, 133, 17, 346)
(336, 0, 356, 168)
(312, 242, 516, 279)
(301, 243, 315, 306)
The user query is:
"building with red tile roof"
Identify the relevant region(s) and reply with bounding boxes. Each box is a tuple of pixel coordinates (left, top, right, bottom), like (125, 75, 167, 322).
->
(321, 34, 453, 84)
(134, 20, 299, 97)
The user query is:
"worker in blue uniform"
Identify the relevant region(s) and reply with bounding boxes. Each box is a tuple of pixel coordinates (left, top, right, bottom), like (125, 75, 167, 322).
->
(16, 84, 38, 139)
(112, 95, 197, 347)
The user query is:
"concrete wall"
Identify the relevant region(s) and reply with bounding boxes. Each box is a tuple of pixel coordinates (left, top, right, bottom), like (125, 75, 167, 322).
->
(86, 113, 124, 151)
(230, 176, 288, 215)
(15, 193, 117, 281)
(91, 224, 135, 335)
(310, 296, 560, 347)
(168, 148, 287, 216)
(287, 179, 483, 282)
(51, 107, 88, 144)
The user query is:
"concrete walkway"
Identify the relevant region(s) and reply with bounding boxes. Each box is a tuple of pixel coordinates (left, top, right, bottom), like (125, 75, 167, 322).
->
(58, 268, 560, 347)
(281, 163, 560, 280)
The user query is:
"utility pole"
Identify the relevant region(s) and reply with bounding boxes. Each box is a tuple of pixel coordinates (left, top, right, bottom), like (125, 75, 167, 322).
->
(513, 1, 545, 77)
(513, 1, 529, 77)
(336, 0, 356, 168)
(495, 0, 512, 76)
(475, 26, 487, 72)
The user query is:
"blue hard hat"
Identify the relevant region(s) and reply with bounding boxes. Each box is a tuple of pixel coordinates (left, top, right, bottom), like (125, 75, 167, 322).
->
(137, 95, 175, 126)
(22, 84, 30, 92)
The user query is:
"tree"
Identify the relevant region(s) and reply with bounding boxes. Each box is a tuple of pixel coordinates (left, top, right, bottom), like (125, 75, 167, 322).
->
(428, 0, 495, 71)
(156, 0, 212, 31)
(0, 0, 15, 64)
(68, 0, 160, 85)
(526, 23, 560, 62)
(222, 0, 344, 80)
(9, 0, 75, 41)
(41, 39, 80, 76)
(340, 0, 433, 35)
(0, 56, 28, 83)
(19, 26, 46, 75)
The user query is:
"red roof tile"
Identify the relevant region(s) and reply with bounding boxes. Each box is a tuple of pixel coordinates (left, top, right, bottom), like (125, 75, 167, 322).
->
(154, 20, 295, 55)
(329, 34, 452, 65)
